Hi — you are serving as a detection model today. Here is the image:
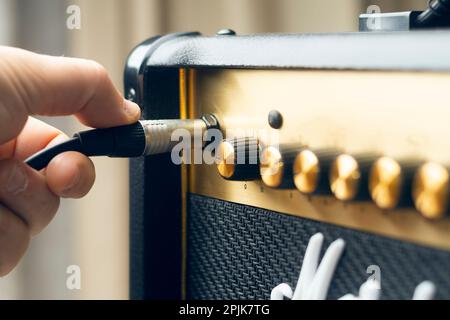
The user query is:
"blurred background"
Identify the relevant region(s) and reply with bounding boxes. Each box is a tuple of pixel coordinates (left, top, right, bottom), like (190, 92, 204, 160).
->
(0, 0, 427, 299)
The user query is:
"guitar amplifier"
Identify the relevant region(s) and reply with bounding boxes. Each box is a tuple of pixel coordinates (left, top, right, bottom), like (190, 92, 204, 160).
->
(124, 31, 450, 300)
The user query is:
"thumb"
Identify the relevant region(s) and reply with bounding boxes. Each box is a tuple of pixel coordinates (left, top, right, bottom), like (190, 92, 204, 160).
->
(0, 46, 140, 144)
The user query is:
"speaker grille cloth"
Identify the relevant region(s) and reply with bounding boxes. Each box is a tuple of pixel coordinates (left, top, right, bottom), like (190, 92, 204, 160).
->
(187, 194, 450, 300)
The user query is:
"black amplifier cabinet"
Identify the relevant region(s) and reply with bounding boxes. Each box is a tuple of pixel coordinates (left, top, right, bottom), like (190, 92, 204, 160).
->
(125, 31, 450, 300)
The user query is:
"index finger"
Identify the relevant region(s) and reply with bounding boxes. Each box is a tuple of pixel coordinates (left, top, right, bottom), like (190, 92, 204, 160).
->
(0, 47, 141, 144)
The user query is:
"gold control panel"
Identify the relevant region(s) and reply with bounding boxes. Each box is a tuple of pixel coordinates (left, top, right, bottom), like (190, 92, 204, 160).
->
(181, 68, 450, 250)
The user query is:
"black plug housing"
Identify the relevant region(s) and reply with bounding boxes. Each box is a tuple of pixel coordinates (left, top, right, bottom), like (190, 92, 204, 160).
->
(74, 122, 146, 158)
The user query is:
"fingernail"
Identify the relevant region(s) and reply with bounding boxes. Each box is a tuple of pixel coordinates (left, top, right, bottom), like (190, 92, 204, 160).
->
(61, 173, 81, 196)
(6, 164, 29, 195)
(123, 100, 141, 119)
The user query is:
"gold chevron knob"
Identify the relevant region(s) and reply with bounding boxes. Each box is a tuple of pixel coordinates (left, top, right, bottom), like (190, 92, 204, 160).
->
(330, 154, 361, 201)
(369, 157, 403, 210)
(413, 162, 449, 219)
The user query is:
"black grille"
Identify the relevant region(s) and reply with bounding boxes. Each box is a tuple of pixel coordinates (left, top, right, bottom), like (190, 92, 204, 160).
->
(186, 194, 450, 300)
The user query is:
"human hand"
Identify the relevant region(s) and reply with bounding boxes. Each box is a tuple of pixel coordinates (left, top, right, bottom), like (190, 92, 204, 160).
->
(0, 47, 141, 276)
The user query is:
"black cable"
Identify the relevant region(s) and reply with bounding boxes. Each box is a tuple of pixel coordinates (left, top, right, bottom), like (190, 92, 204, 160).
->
(26, 137, 82, 171)
(415, 0, 450, 28)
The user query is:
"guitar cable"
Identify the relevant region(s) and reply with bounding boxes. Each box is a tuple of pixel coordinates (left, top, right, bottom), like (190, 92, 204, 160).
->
(25, 114, 220, 171)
